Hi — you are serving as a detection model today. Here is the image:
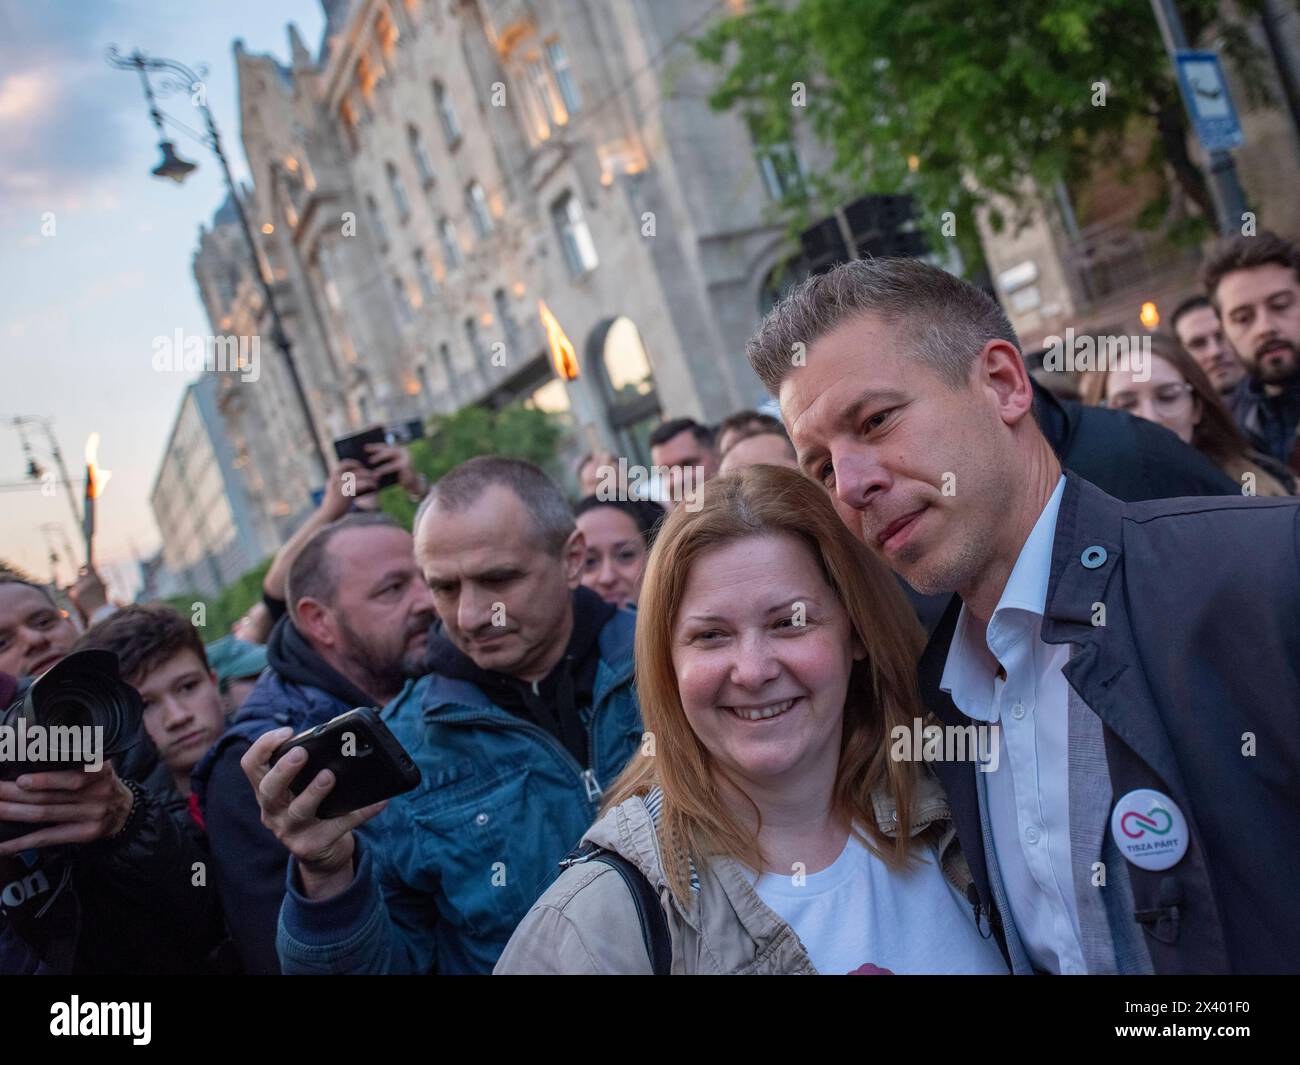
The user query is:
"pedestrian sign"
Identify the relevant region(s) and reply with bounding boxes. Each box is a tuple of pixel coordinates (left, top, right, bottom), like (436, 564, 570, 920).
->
(1174, 50, 1244, 152)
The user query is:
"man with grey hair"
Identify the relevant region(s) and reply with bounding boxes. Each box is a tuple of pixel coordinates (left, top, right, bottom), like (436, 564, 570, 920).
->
(192, 511, 435, 973)
(242, 456, 642, 973)
(751, 256, 1300, 976)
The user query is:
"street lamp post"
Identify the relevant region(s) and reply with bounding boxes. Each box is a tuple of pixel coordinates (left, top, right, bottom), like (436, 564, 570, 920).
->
(1148, 1, 1249, 236)
(11, 415, 85, 555)
(106, 46, 329, 480)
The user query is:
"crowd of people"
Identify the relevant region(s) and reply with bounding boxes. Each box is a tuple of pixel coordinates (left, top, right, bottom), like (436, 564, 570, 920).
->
(2, 229, 1298, 975)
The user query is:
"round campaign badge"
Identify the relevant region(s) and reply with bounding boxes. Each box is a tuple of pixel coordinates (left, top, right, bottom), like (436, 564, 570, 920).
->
(1110, 789, 1189, 871)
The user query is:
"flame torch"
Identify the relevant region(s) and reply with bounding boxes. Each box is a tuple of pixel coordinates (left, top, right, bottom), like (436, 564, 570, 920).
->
(82, 433, 112, 568)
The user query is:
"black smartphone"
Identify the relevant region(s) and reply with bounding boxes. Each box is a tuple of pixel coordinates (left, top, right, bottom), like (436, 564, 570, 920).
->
(332, 426, 394, 490)
(269, 707, 421, 818)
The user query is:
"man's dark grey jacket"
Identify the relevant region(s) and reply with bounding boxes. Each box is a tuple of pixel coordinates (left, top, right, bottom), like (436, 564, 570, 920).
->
(920, 474, 1300, 974)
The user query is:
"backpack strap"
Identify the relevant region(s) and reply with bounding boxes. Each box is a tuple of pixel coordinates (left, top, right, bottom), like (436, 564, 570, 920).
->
(561, 842, 671, 975)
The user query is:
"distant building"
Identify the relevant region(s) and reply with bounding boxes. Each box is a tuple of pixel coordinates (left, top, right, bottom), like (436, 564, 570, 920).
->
(193, 192, 321, 542)
(149, 376, 280, 598)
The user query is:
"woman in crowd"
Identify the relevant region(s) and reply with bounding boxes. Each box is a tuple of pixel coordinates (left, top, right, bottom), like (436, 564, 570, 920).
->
(1079, 332, 1294, 495)
(573, 496, 664, 610)
(497, 466, 1007, 975)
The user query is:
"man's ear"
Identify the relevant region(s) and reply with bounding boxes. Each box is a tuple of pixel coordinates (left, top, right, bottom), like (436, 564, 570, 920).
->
(561, 528, 586, 589)
(978, 339, 1036, 428)
(294, 598, 335, 649)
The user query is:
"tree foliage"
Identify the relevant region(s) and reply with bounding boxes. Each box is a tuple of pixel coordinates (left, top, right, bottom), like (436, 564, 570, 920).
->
(161, 556, 272, 641)
(696, 0, 1272, 264)
(377, 402, 565, 528)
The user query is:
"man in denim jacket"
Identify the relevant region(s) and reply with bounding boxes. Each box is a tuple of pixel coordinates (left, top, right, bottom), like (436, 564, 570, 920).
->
(242, 457, 643, 974)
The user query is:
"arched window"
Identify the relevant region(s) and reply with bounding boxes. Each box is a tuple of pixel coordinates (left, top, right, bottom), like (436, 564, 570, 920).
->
(433, 80, 460, 146)
(393, 276, 413, 324)
(466, 180, 493, 238)
(551, 191, 597, 276)
(413, 250, 437, 303)
(408, 125, 435, 186)
(386, 162, 410, 222)
(546, 41, 582, 115)
(494, 288, 519, 355)
(586, 316, 660, 463)
(756, 143, 806, 201)
(366, 193, 389, 248)
(465, 317, 487, 369)
(439, 218, 463, 269)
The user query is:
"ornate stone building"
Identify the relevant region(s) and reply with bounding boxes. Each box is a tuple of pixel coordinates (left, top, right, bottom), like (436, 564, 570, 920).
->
(195, 0, 837, 530)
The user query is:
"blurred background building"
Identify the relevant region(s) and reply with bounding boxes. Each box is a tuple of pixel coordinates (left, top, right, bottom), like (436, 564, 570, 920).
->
(149, 375, 281, 599)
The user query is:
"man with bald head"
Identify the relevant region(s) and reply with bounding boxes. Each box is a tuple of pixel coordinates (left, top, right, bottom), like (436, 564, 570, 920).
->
(243, 456, 642, 974)
(192, 512, 435, 973)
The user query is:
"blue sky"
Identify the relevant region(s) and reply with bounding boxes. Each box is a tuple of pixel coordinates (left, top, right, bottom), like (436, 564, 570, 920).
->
(0, 0, 324, 599)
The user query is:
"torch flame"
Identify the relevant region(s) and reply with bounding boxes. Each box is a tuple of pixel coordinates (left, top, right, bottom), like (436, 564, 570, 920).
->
(85, 432, 112, 498)
(538, 300, 580, 381)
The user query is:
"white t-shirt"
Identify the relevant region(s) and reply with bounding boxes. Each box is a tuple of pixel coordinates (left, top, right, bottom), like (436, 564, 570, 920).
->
(746, 831, 1008, 975)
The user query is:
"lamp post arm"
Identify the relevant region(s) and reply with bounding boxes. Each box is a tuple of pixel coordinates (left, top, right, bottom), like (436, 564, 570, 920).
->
(105, 46, 330, 479)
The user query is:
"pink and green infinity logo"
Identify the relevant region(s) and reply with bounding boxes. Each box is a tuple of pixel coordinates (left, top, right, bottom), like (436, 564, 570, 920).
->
(1121, 806, 1173, 839)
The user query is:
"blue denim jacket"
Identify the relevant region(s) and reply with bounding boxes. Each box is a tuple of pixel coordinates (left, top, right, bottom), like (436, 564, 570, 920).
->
(276, 609, 641, 974)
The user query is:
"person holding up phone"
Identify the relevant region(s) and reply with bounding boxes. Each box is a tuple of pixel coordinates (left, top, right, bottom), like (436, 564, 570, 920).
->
(241, 457, 644, 975)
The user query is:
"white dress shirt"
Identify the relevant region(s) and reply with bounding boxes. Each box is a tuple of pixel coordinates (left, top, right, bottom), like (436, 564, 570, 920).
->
(939, 475, 1087, 974)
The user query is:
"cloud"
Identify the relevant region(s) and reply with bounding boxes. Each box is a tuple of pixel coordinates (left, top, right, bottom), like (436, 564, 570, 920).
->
(0, 0, 137, 209)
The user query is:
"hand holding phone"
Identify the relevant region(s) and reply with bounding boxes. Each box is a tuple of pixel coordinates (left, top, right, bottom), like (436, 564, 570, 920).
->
(332, 427, 394, 490)
(269, 707, 420, 818)
(241, 711, 421, 901)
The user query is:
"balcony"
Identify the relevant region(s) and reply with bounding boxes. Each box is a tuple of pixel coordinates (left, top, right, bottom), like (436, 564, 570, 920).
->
(1066, 222, 1201, 306)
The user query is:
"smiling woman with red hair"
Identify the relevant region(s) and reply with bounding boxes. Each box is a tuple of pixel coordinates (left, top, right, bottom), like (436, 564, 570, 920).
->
(496, 465, 1007, 975)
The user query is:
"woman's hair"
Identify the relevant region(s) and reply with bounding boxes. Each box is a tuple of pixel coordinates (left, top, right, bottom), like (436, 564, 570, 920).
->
(602, 465, 927, 901)
(1079, 333, 1292, 496)
(573, 496, 665, 547)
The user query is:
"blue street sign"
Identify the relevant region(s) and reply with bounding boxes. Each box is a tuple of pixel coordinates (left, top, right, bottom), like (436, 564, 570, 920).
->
(1174, 50, 1244, 152)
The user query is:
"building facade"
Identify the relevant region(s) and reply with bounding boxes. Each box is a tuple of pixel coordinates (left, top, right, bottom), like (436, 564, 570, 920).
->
(149, 376, 281, 598)
(194, 0, 844, 527)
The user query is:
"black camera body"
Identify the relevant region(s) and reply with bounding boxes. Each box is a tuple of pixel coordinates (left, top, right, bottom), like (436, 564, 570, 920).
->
(0, 650, 141, 843)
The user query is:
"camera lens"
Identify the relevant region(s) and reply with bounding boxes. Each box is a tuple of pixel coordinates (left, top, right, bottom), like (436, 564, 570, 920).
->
(1, 650, 141, 757)
(39, 695, 95, 731)
(36, 669, 134, 752)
